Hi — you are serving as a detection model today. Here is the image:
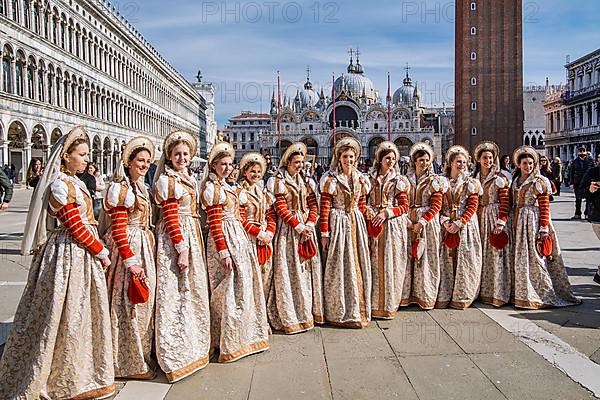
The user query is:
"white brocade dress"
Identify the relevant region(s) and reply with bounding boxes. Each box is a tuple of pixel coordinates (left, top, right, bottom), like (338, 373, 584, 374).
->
(154, 169, 210, 382)
(267, 171, 324, 333)
(437, 175, 483, 309)
(367, 170, 411, 319)
(477, 171, 513, 307)
(404, 172, 446, 309)
(202, 175, 270, 362)
(104, 179, 156, 379)
(512, 174, 580, 309)
(0, 172, 114, 399)
(320, 170, 372, 328)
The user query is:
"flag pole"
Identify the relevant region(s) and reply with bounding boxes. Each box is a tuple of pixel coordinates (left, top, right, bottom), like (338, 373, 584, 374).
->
(332, 72, 336, 144)
(387, 71, 391, 141)
(277, 71, 282, 150)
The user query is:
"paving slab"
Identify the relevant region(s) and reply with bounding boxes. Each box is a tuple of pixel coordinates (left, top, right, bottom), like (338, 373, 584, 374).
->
(248, 359, 331, 400)
(327, 357, 418, 400)
(470, 351, 596, 399)
(255, 328, 324, 363)
(378, 311, 464, 356)
(0, 284, 25, 321)
(320, 324, 395, 360)
(399, 354, 506, 400)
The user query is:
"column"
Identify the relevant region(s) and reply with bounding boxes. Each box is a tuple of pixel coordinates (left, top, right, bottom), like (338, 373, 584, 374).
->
(0, 142, 7, 166)
(10, 59, 17, 95)
(98, 147, 103, 175)
(22, 142, 32, 184)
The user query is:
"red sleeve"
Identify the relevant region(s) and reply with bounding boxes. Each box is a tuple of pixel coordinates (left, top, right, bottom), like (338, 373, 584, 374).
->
(307, 192, 319, 224)
(320, 193, 332, 234)
(206, 204, 228, 252)
(162, 198, 183, 246)
(56, 203, 104, 256)
(266, 206, 277, 233)
(110, 206, 135, 260)
(538, 193, 550, 228)
(498, 187, 510, 222)
(390, 191, 409, 217)
(274, 194, 301, 228)
(358, 193, 368, 218)
(421, 191, 443, 222)
(240, 204, 261, 237)
(460, 194, 479, 224)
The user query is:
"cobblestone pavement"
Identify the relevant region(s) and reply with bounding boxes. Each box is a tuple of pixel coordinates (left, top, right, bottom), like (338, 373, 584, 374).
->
(0, 188, 598, 399)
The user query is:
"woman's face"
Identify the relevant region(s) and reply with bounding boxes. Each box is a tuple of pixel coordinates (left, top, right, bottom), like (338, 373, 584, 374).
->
(244, 164, 263, 184)
(451, 154, 468, 175)
(213, 156, 233, 179)
(287, 154, 304, 175)
(33, 160, 41, 171)
(380, 151, 397, 173)
(415, 154, 431, 172)
(169, 143, 191, 172)
(86, 164, 96, 175)
(63, 143, 90, 174)
(479, 151, 494, 170)
(339, 149, 356, 172)
(519, 156, 535, 176)
(540, 157, 548, 166)
(503, 157, 510, 167)
(128, 150, 152, 180)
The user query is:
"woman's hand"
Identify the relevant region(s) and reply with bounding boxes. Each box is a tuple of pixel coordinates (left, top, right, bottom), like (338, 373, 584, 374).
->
(321, 237, 329, 253)
(372, 211, 388, 227)
(413, 222, 423, 235)
(492, 224, 504, 235)
(129, 264, 146, 278)
(177, 249, 189, 271)
(221, 256, 233, 272)
(100, 255, 111, 271)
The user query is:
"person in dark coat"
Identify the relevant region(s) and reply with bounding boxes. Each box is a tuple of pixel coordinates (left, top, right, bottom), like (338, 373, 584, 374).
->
(582, 164, 600, 283)
(0, 169, 13, 211)
(569, 147, 594, 219)
(551, 157, 563, 196)
(76, 162, 97, 199)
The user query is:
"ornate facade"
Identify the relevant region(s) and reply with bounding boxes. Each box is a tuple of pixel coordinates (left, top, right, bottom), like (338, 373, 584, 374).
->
(192, 73, 217, 157)
(261, 52, 442, 166)
(523, 85, 547, 151)
(0, 0, 201, 182)
(545, 48, 600, 161)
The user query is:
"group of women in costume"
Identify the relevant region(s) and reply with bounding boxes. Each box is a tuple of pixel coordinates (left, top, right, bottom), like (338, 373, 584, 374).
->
(0, 126, 580, 399)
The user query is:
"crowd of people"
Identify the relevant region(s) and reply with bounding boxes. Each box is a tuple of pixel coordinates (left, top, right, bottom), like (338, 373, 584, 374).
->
(0, 124, 593, 399)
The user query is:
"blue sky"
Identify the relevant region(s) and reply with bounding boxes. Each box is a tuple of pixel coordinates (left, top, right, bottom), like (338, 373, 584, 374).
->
(126, 0, 600, 127)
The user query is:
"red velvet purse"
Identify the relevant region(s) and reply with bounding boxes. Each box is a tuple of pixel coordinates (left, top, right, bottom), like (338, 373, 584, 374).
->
(367, 220, 384, 239)
(442, 232, 460, 249)
(128, 274, 150, 305)
(411, 237, 425, 260)
(489, 231, 509, 250)
(257, 243, 273, 265)
(536, 234, 553, 257)
(298, 238, 318, 261)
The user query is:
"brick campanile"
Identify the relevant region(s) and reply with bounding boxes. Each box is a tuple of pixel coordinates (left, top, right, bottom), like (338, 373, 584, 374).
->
(454, 0, 524, 156)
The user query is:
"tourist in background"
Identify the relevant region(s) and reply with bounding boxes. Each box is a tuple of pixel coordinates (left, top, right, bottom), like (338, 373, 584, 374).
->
(551, 157, 563, 196)
(153, 131, 210, 382)
(582, 162, 600, 284)
(201, 142, 269, 362)
(26, 159, 43, 189)
(474, 142, 512, 307)
(102, 137, 157, 380)
(569, 146, 594, 219)
(320, 137, 371, 328)
(0, 168, 13, 211)
(0, 126, 114, 399)
(539, 156, 555, 201)
(511, 146, 580, 308)
(267, 142, 323, 333)
(366, 141, 410, 319)
(500, 154, 513, 174)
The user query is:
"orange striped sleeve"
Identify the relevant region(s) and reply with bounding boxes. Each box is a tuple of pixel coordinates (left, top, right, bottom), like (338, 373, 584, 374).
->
(390, 191, 409, 217)
(422, 192, 442, 222)
(319, 192, 332, 235)
(498, 187, 510, 222)
(307, 192, 319, 224)
(162, 198, 183, 246)
(538, 193, 550, 229)
(274, 194, 301, 229)
(240, 204, 261, 237)
(109, 206, 135, 261)
(266, 205, 277, 233)
(206, 204, 228, 253)
(460, 194, 479, 225)
(56, 203, 104, 256)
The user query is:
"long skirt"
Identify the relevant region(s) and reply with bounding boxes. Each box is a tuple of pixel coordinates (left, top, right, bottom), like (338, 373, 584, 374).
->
(155, 215, 210, 383)
(323, 208, 371, 328)
(250, 236, 274, 304)
(437, 218, 483, 309)
(513, 206, 580, 309)
(370, 215, 409, 319)
(0, 227, 114, 400)
(106, 226, 156, 379)
(404, 206, 443, 309)
(207, 218, 269, 362)
(478, 204, 513, 307)
(268, 216, 323, 334)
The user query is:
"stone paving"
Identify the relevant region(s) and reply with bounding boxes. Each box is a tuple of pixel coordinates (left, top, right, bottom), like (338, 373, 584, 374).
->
(0, 188, 598, 399)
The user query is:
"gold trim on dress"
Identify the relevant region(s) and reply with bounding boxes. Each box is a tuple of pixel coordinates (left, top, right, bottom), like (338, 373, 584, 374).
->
(165, 355, 210, 383)
(69, 384, 116, 400)
(218, 339, 270, 363)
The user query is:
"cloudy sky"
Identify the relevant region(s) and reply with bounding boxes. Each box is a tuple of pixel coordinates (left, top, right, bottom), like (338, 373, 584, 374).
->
(125, 0, 600, 127)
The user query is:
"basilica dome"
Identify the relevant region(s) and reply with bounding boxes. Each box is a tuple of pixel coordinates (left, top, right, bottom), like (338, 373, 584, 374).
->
(299, 79, 319, 108)
(393, 72, 420, 106)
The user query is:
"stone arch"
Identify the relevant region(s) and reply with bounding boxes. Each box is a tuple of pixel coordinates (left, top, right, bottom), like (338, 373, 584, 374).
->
(368, 136, 385, 161)
(300, 136, 318, 156)
(31, 123, 48, 162)
(50, 127, 62, 145)
(7, 120, 27, 182)
(91, 134, 101, 167)
(103, 136, 112, 175)
(394, 136, 414, 157)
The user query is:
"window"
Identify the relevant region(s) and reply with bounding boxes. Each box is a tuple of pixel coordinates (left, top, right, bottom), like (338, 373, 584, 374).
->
(471, 77, 477, 86)
(241, 144, 246, 150)
(470, 2, 476, 11)
(470, 52, 477, 60)
(374, 123, 379, 130)
(241, 133, 246, 142)
(471, 102, 477, 110)
(250, 144, 255, 150)
(471, 127, 477, 136)
(470, 27, 477, 35)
